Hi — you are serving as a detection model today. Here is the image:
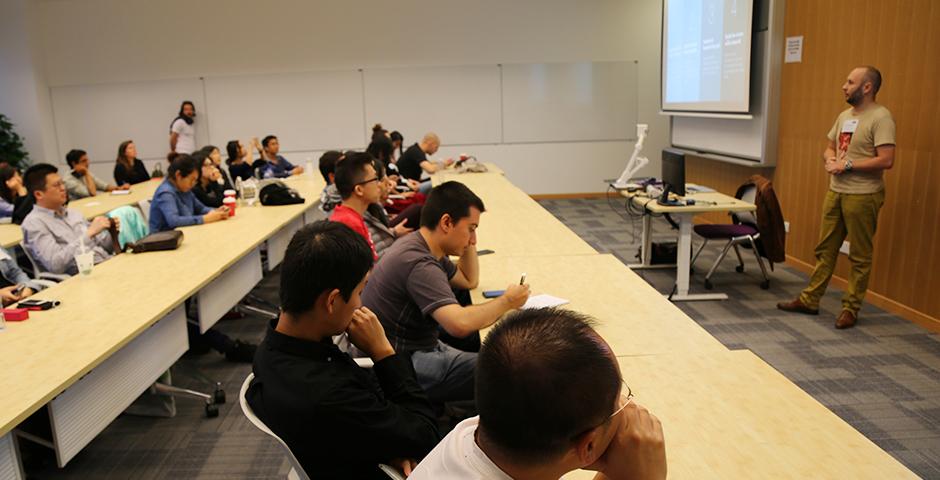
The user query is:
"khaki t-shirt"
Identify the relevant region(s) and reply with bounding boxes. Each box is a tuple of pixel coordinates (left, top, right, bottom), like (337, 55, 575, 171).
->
(826, 104, 896, 194)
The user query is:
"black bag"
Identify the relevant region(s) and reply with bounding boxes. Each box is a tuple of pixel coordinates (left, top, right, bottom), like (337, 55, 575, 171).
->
(127, 230, 184, 253)
(260, 182, 305, 206)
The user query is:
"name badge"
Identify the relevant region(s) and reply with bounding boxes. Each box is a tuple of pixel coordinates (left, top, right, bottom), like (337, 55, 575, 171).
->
(841, 119, 859, 134)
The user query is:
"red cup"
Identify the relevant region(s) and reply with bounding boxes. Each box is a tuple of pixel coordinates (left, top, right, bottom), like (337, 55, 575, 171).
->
(223, 197, 236, 217)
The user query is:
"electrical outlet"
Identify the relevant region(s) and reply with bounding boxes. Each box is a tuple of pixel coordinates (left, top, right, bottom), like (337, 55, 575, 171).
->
(784, 221, 790, 233)
(840, 241, 850, 255)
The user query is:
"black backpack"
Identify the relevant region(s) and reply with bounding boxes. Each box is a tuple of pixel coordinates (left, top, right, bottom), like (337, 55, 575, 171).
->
(259, 182, 305, 206)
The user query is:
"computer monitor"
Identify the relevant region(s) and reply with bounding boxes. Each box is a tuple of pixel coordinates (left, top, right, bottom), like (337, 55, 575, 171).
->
(661, 148, 686, 197)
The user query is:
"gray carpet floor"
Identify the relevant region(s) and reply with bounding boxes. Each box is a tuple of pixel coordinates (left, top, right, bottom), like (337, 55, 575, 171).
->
(20, 197, 940, 479)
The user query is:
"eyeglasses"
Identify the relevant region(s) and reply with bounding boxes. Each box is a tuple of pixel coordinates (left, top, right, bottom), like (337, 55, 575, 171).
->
(609, 380, 634, 419)
(356, 177, 381, 186)
(48, 180, 66, 190)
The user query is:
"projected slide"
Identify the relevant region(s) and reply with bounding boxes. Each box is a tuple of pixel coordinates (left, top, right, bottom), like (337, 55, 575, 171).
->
(662, 0, 754, 113)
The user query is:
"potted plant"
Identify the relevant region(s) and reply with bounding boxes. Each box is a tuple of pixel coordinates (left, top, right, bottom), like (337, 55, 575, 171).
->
(0, 113, 30, 169)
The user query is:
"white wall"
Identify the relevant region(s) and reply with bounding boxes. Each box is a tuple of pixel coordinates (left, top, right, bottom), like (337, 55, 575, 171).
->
(0, 0, 58, 165)
(30, 0, 667, 194)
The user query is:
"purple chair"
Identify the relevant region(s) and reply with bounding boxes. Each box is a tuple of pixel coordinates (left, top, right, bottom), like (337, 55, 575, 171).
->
(690, 185, 771, 290)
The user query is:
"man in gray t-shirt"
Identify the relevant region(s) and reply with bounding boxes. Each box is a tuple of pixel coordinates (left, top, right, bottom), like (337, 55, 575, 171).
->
(361, 181, 529, 404)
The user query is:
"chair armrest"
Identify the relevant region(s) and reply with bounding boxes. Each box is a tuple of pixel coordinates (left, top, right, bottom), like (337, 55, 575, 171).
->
(378, 464, 405, 480)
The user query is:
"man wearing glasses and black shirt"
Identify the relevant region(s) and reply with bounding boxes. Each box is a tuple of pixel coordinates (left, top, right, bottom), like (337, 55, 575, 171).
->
(329, 152, 383, 260)
(410, 308, 667, 480)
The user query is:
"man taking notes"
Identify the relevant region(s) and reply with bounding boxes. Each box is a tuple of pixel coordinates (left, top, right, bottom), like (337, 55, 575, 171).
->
(362, 181, 530, 404)
(397, 133, 454, 194)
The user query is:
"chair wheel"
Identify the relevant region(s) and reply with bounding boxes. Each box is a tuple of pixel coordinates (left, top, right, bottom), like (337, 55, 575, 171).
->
(704, 279, 713, 290)
(736, 265, 745, 273)
(760, 280, 770, 290)
(205, 404, 219, 418)
(214, 389, 226, 404)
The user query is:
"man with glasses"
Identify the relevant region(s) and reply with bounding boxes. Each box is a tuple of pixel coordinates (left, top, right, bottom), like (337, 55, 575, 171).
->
(330, 152, 383, 260)
(21, 163, 120, 275)
(410, 307, 667, 480)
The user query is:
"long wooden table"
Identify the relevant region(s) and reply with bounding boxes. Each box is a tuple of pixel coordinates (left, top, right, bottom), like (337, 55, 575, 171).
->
(0, 174, 324, 471)
(432, 169, 596, 256)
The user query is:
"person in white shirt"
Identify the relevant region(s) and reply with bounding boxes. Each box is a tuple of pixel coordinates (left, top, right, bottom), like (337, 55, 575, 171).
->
(410, 308, 667, 480)
(169, 100, 197, 154)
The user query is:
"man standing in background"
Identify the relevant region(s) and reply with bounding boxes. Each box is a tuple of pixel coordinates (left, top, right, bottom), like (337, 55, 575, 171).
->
(777, 66, 896, 329)
(169, 101, 197, 154)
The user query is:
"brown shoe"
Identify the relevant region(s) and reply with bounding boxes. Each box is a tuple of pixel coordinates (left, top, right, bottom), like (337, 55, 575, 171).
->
(776, 299, 819, 315)
(835, 310, 857, 329)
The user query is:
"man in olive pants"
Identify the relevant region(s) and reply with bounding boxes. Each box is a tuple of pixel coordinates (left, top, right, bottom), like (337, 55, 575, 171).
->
(778, 66, 895, 329)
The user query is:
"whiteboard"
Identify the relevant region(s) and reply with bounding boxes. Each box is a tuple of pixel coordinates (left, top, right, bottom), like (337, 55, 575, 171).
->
(204, 70, 365, 152)
(363, 65, 501, 146)
(51, 79, 207, 164)
(501, 61, 639, 143)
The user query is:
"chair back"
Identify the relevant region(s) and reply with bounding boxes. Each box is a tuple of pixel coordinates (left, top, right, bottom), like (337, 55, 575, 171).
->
(733, 184, 758, 227)
(239, 373, 312, 480)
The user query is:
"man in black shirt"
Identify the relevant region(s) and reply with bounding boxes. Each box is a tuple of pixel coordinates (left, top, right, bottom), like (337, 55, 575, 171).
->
(396, 133, 454, 194)
(246, 220, 439, 479)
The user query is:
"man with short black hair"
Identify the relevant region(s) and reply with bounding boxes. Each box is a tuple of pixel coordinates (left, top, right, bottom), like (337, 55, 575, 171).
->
(329, 152, 382, 260)
(247, 221, 439, 479)
(318, 150, 344, 212)
(361, 181, 530, 403)
(411, 307, 667, 480)
(21, 163, 120, 275)
(62, 149, 126, 199)
(256, 135, 303, 178)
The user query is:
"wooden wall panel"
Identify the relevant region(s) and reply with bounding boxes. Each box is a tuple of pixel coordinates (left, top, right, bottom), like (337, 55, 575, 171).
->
(685, 0, 940, 329)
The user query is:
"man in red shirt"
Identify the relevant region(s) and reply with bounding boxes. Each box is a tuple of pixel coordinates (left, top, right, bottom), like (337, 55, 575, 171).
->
(330, 152, 382, 260)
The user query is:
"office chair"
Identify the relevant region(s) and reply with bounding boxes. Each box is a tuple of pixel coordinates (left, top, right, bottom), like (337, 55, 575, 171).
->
(690, 184, 771, 290)
(239, 374, 403, 480)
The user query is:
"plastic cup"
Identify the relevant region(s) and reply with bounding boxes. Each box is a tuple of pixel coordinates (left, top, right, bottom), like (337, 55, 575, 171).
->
(223, 197, 236, 217)
(75, 251, 95, 276)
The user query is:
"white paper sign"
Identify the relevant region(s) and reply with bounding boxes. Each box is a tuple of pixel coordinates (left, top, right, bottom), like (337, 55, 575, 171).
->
(785, 36, 803, 63)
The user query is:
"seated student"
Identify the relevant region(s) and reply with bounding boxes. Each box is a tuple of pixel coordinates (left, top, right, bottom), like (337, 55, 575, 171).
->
(246, 220, 440, 479)
(397, 133, 454, 194)
(149, 154, 230, 234)
(21, 163, 120, 276)
(191, 154, 225, 208)
(226, 138, 260, 182)
(63, 149, 129, 200)
(390, 131, 404, 159)
(256, 135, 303, 178)
(148, 154, 254, 362)
(361, 181, 530, 403)
(363, 161, 417, 259)
(198, 145, 234, 192)
(113, 140, 151, 185)
(0, 247, 45, 306)
(317, 150, 343, 213)
(0, 166, 28, 219)
(329, 152, 381, 260)
(411, 308, 667, 480)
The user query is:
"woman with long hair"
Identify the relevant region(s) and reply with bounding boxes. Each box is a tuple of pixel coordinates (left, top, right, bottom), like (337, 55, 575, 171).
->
(113, 140, 151, 185)
(0, 166, 28, 219)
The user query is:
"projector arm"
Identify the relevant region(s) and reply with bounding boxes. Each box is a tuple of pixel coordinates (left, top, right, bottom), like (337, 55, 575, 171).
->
(614, 124, 650, 188)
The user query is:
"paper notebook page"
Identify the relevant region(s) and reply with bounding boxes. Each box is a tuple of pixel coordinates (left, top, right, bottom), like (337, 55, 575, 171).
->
(522, 294, 570, 310)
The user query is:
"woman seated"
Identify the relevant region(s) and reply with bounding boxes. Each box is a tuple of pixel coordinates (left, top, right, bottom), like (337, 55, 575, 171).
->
(192, 154, 225, 208)
(149, 154, 229, 233)
(226, 138, 259, 182)
(198, 145, 234, 191)
(0, 166, 28, 219)
(113, 140, 151, 185)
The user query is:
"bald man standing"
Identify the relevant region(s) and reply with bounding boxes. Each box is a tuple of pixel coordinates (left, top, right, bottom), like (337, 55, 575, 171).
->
(397, 133, 454, 194)
(778, 66, 896, 329)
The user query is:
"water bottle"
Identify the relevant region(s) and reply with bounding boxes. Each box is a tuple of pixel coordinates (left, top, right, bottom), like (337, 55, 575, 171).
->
(235, 177, 243, 200)
(0, 308, 6, 332)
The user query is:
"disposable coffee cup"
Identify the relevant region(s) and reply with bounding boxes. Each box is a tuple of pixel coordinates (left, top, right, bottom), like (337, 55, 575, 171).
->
(223, 189, 236, 199)
(223, 197, 236, 217)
